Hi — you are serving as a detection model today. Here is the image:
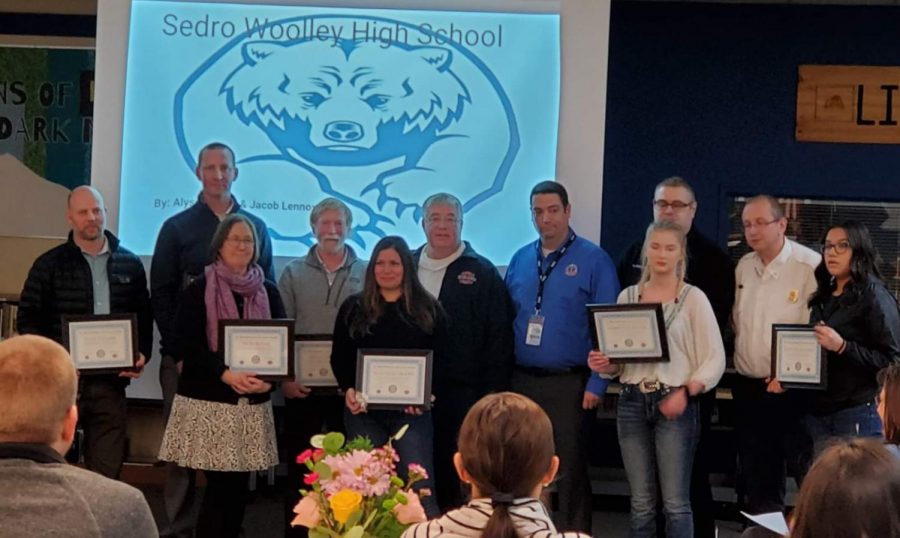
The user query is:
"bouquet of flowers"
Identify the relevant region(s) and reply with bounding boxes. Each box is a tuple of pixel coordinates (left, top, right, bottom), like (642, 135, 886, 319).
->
(291, 425, 428, 538)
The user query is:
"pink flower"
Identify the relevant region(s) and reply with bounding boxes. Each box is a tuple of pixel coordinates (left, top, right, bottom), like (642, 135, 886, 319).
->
(303, 472, 320, 485)
(296, 449, 314, 465)
(291, 495, 321, 528)
(312, 448, 325, 461)
(394, 492, 427, 524)
(408, 464, 429, 480)
(320, 450, 393, 497)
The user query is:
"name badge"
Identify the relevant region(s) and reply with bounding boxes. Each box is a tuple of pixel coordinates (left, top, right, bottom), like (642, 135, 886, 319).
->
(526, 315, 545, 346)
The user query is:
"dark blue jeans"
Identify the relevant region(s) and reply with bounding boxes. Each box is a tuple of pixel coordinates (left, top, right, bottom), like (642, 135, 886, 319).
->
(343, 408, 439, 517)
(807, 400, 883, 456)
(617, 386, 699, 538)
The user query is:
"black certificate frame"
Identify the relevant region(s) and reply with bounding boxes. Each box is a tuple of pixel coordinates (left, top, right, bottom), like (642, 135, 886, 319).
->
(62, 313, 139, 374)
(771, 323, 827, 390)
(587, 303, 670, 364)
(355, 348, 433, 411)
(295, 334, 340, 392)
(218, 319, 295, 382)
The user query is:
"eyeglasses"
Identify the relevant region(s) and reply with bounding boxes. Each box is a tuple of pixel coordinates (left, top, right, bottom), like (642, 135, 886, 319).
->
(425, 215, 460, 225)
(653, 200, 694, 211)
(821, 241, 851, 255)
(226, 237, 254, 246)
(742, 219, 779, 230)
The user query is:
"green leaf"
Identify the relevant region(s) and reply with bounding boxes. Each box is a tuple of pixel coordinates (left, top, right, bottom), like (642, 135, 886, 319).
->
(310, 434, 326, 449)
(345, 509, 363, 529)
(344, 525, 365, 538)
(313, 461, 332, 479)
(382, 499, 398, 510)
(323, 432, 346, 454)
(309, 529, 330, 538)
(345, 436, 374, 451)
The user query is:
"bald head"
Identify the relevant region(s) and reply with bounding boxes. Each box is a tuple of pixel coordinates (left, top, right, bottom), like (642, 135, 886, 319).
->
(0, 335, 77, 447)
(66, 186, 107, 243)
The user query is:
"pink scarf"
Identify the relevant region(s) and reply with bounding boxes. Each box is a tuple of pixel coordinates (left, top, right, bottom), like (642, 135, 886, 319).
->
(204, 261, 270, 352)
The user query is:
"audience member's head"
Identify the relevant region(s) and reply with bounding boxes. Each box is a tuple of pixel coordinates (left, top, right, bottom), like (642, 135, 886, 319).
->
(455, 392, 559, 538)
(879, 364, 900, 445)
(791, 438, 900, 538)
(0, 335, 78, 456)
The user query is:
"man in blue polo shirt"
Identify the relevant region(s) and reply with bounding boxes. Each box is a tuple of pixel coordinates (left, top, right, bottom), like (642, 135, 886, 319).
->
(505, 180, 619, 533)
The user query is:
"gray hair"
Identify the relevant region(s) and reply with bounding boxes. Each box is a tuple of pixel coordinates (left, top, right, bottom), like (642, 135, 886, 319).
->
(422, 193, 463, 223)
(309, 198, 353, 228)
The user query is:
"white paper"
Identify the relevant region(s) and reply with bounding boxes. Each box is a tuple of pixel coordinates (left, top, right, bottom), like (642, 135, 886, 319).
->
(69, 320, 133, 370)
(362, 355, 426, 405)
(225, 326, 288, 375)
(595, 310, 662, 358)
(741, 511, 789, 536)
(295, 341, 337, 386)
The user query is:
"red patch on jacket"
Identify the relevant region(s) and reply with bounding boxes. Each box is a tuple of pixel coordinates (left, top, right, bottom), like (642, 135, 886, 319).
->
(457, 271, 477, 285)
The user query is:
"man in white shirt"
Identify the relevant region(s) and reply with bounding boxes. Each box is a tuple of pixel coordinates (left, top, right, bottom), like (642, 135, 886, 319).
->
(732, 195, 820, 517)
(414, 192, 513, 511)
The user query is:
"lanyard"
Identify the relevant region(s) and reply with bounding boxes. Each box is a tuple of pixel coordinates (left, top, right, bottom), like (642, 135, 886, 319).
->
(534, 232, 577, 314)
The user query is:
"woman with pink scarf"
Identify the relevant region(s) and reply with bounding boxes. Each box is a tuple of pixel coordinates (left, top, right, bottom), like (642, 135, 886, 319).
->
(159, 214, 286, 538)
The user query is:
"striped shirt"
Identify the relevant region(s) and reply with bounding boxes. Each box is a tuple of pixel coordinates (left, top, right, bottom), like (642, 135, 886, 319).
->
(401, 498, 593, 538)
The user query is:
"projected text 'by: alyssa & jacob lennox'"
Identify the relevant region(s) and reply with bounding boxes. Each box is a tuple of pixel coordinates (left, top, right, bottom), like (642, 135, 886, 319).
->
(161, 14, 504, 48)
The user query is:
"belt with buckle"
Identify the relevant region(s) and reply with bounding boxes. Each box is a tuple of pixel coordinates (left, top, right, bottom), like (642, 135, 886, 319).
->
(626, 380, 675, 394)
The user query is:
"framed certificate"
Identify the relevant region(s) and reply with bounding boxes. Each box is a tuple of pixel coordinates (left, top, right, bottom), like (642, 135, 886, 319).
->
(295, 335, 338, 388)
(771, 324, 827, 389)
(62, 314, 138, 373)
(587, 303, 669, 364)
(356, 349, 433, 410)
(219, 319, 294, 381)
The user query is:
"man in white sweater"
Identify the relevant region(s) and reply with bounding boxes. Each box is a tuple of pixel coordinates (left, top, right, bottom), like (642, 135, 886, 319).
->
(0, 335, 156, 538)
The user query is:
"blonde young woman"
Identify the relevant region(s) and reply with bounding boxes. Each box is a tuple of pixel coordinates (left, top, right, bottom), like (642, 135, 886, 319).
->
(589, 220, 725, 538)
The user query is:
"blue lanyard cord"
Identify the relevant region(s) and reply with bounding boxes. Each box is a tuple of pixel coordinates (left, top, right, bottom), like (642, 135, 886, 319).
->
(534, 232, 577, 313)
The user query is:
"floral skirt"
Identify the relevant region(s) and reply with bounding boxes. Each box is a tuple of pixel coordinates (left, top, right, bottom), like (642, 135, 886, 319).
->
(159, 394, 278, 472)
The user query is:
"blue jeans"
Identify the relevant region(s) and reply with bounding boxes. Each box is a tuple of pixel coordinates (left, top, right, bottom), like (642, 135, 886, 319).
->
(807, 400, 883, 455)
(343, 408, 439, 517)
(617, 386, 699, 538)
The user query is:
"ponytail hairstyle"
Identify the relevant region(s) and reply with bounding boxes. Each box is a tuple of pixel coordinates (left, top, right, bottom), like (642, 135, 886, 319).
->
(637, 219, 688, 292)
(457, 392, 556, 538)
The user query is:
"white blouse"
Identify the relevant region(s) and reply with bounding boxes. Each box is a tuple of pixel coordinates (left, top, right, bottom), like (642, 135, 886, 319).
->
(603, 284, 725, 392)
(401, 498, 592, 538)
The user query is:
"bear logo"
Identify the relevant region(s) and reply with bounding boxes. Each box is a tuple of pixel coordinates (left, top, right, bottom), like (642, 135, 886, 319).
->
(175, 15, 519, 247)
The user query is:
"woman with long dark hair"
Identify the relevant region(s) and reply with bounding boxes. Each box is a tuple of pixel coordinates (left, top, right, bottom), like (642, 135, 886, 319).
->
(330, 236, 446, 517)
(806, 220, 900, 453)
(158, 214, 285, 538)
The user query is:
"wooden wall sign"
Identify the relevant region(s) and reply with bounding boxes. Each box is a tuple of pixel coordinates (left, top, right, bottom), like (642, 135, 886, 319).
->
(796, 65, 900, 144)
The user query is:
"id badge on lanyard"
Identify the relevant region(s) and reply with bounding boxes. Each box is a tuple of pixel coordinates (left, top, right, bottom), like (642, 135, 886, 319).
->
(526, 314, 545, 346)
(526, 232, 576, 347)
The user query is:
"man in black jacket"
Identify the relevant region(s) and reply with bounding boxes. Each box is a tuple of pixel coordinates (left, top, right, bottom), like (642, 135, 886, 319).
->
(414, 192, 514, 511)
(17, 186, 152, 480)
(150, 141, 274, 537)
(616, 176, 735, 538)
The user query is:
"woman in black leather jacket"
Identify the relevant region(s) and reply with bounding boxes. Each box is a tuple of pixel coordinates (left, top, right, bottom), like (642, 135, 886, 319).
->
(807, 221, 900, 453)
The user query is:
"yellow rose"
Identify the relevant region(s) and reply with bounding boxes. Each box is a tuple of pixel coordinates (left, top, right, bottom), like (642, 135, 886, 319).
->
(329, 489, 363, 525)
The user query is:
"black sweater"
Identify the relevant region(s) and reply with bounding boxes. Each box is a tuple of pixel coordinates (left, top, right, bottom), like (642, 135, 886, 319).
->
(809, 277, 900, 415)
(330, 294, 447, 394)
(174, 275, 286, 405)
